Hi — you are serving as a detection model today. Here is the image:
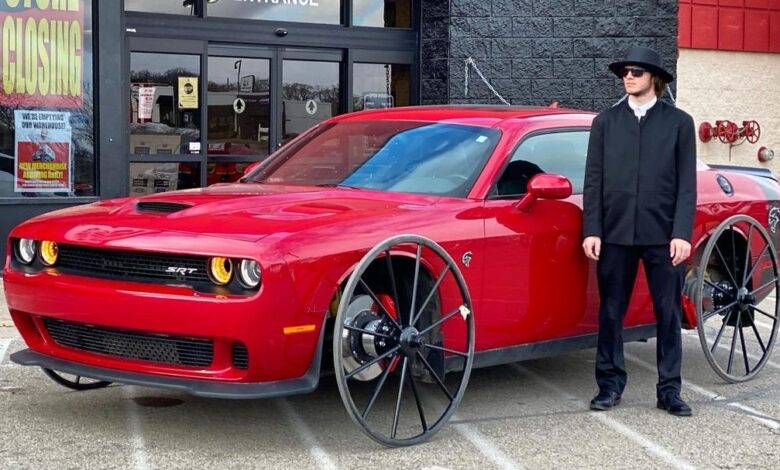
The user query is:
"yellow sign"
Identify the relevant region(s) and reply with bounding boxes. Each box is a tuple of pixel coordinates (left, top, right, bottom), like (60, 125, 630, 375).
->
(178, 76, 198, 109)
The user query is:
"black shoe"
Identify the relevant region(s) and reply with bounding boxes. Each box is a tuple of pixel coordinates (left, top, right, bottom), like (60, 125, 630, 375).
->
(590, 390, 622, 411)
(657, 394, 692, 417)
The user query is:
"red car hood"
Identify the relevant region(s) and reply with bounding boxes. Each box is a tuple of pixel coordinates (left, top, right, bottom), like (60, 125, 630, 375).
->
(11, 184, 440, 254)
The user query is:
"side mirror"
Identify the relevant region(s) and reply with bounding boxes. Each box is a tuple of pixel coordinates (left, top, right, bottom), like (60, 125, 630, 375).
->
(514, 173, 572, 212)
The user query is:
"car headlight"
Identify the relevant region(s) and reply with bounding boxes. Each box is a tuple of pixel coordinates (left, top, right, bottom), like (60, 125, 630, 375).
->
(15, 239, 37, 264)
(40, 241, 59, 266)
(209, 257, 233, 285)
(238, 259, 261, 288)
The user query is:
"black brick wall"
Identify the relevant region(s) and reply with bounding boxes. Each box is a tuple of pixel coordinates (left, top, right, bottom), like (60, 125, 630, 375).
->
(421, 0, 679, 111)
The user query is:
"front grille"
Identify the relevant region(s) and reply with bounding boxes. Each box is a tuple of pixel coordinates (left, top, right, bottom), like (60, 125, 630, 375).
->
(232, 343, 249, 369)
(43, 318, 214, 367)
(136, 201, 192, 214)
(57, 244, 210, 284)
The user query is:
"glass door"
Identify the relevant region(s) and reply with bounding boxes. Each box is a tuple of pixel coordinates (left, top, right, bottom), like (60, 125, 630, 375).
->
(127, 38, 206, 195)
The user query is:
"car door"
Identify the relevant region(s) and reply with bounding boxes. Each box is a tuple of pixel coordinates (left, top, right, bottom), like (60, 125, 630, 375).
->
(480, 129, 596, 348)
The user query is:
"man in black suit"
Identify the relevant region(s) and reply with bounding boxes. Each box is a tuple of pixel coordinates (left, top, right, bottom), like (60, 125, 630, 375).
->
(582, 46, 697, 417)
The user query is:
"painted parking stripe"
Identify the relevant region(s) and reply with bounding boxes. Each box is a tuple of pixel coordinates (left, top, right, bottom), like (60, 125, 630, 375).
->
(625, 353, 780, 430)
(451, 415, 522, 470)
(277, 398, 338, 470)
(0, 338, 11, 365)
(511, 364, 696, 470)
(682, 329, 780, 371)
(123, 386, 151, 470)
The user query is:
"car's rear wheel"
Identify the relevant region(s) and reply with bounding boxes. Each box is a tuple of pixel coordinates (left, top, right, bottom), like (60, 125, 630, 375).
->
(695, 214, 780, 383)
(41, 368, 112, 391)
(333, 234, 475, 447)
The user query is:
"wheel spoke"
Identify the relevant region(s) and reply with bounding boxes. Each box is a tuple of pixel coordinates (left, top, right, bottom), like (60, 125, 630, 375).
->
(407, 367, 429, 433)
(346, 345, 401, 380)
(731, 228, 739, 283)
(359, 278, 402, 331)
(422, 342, 468, 358)
(727, 311, 741, 374)
(412, 264, 450, 327)
(741, 226, 753, 287)
(361, 355, 398, 420)
(704, 279, 735, 299)
(750, 321, 767, 353)
(385, 249, 401, 323)
(702, 300, 739, 323)
(739, 322, 751, 375)
(343, 324, 393, 340)
(742, 244, 770, 289)
(416, 351, 453, 401)
(750, 305, 777, 322)
(391, 357, 409, 439)
(409, 244, 422, 327)
(748, 277, 778, 298)
(418, 307, 463, 337)
(711, 309, 733, 353)
(76, 376, 81, 385)
(715, 243, 740, 288)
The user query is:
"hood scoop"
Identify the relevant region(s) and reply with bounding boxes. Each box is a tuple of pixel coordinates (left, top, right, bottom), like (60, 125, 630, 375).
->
(136, 201, 193, 214)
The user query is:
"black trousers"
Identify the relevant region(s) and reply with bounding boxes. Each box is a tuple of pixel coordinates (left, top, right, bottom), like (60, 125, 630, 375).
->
(595, 243, 684, 399)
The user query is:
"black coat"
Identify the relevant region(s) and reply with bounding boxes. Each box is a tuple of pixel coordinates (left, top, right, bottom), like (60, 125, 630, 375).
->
(583, 99, 697, 245)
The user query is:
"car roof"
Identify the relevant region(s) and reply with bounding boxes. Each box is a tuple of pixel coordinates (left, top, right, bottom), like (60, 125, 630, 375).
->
(333, 105, 596, 127)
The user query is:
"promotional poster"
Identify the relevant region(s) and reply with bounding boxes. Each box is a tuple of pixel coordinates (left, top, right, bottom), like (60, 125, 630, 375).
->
(14, 110, 72, 193)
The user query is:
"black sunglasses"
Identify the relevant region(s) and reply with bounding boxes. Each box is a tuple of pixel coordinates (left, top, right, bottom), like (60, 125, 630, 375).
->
(621, 67, 646, 78)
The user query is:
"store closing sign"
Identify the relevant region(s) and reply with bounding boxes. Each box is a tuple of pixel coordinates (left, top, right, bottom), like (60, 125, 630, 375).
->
(0, 0, 85, 109)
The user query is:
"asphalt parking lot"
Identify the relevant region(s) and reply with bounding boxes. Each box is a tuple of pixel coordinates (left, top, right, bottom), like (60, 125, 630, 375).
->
(2, 284, 780, 469)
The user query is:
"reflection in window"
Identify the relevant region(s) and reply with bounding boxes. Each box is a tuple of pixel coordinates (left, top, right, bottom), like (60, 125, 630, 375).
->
(207, 162, 254, 186)
(353, 0, 411, 28)
(130, 53, 201, 155)
(125, 0, 201, 15)
(208, 0, 341, 25)
(0, 0, 95, 198)
(494, 132, 590, 197)
(353, 63, 410, 111)
(129, 162, 201, 195)
(208, 57, 271, 158)
(282, 60, 341, 143)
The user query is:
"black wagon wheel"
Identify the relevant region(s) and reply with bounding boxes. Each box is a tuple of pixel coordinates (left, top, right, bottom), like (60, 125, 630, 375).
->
(696, 214, 780, 383)
(333, 234, 475, 447)
(41, 368, 112, 391)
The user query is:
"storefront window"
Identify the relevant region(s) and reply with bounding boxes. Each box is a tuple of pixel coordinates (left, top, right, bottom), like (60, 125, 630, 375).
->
(130, 53, 201, 155)
(353, 0, 411, 28)
(282, 60, 341, 144)
(0, 0, 95, 198)
(125, 0, 201, 16)
(207, 57, 271, 158)
(129, 162, 201, 196)
(207, 0, 342, 25)
(353, 63, 410, 111)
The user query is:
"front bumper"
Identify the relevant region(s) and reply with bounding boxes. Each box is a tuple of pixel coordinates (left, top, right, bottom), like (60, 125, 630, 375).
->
(11, 345, 323, 399)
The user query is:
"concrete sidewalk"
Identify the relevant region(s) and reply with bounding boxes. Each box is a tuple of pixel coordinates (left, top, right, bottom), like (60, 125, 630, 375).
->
(0, 281, 12, 327)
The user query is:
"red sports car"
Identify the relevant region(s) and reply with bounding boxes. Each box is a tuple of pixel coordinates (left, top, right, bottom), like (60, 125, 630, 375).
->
(4, 106, 779, 446)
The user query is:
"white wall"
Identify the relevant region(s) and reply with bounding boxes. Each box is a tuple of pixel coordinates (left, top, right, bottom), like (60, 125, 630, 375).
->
(676, 49, 780, 170)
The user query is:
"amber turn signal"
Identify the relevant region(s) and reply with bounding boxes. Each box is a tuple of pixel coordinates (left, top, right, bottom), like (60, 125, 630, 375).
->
(209, 257, 233, 285)
(40, 241, 59, 266)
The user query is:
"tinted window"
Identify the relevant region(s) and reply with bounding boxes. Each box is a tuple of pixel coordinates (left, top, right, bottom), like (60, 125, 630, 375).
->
(494, 131, 589, 197)
(249, 121, 501, 197)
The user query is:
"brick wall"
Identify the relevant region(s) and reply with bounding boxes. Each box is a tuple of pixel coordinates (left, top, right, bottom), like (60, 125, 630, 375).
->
(421, 0, 680, 111)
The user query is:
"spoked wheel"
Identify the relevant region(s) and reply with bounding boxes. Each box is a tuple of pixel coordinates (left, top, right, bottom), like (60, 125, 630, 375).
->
(696, 215, 780, 383)
(333, 234, 475, 447)
(41, 368, 112, 391)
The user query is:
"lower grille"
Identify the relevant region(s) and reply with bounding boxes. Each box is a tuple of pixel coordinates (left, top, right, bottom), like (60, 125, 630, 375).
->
(232, 343, 249, 369)
(43, 318, 214, 367)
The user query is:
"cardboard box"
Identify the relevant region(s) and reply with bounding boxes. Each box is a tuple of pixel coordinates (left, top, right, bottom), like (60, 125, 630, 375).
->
(129, 163, 179, 195)
(130, 134, 182, 155)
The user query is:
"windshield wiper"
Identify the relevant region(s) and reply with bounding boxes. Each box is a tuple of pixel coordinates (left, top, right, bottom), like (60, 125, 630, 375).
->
(315, 183, 363, 190)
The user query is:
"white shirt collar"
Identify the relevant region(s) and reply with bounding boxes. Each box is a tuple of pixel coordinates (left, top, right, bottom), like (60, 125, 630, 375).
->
(627, 96, 657, 120)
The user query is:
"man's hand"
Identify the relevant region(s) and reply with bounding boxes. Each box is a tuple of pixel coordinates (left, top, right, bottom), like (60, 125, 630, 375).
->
(583, 236, 601, 261)
(670, 238, 691, 266)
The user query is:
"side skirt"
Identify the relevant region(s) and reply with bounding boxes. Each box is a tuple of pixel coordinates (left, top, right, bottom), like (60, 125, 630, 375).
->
(448, 324, 657, 372)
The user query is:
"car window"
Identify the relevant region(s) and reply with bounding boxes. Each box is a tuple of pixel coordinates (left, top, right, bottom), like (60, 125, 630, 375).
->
(492, 131, 589, 198)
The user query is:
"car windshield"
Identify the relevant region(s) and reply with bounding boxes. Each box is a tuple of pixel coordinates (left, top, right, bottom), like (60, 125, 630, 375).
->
(246, 120, 501, 197)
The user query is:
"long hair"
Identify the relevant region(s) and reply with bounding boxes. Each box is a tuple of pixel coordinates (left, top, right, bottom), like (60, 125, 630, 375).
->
(653, 75, 667, 98)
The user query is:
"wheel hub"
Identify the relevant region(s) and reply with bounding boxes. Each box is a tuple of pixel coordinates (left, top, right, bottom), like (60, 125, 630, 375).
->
(399, 327, 423, 355)
(736, 287, 755, 310)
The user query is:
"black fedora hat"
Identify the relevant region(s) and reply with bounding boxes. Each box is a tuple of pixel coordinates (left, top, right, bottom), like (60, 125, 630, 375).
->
(609, 46, 674, 83)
